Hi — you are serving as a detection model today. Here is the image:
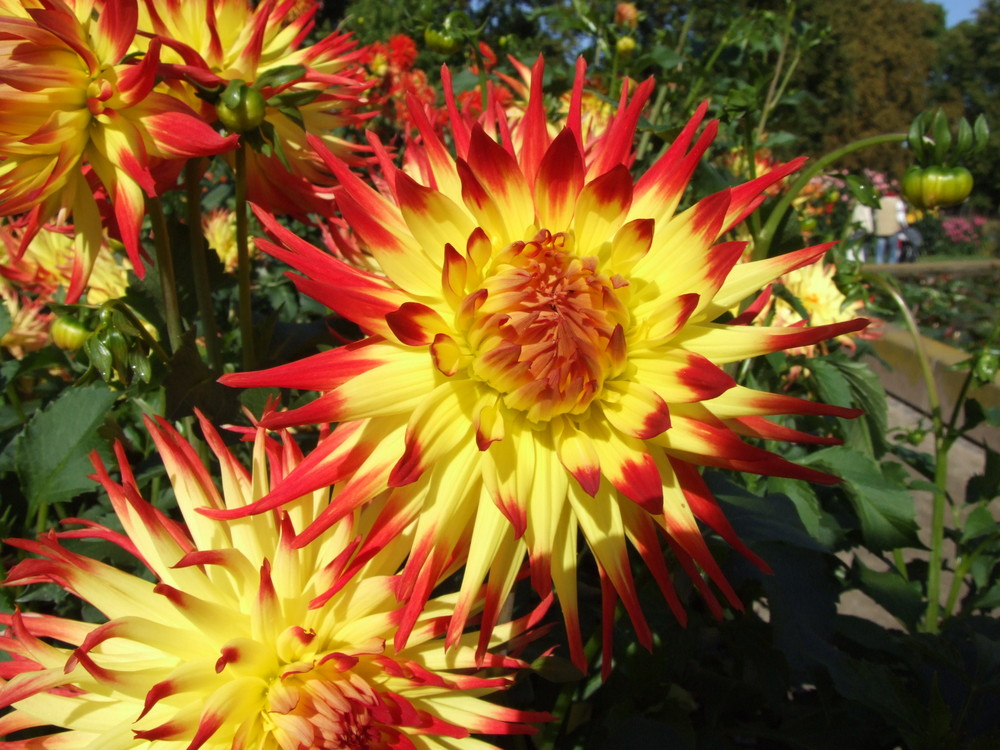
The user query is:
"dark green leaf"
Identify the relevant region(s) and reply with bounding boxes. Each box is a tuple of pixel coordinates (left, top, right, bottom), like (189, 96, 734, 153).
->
(965, 447, 1000, 504)
(643, 44, 681, 70)
(960, 504, 999, 545)
(908, 112, 926, 164)
(973, 114, 990, 153)
(0, 304, 11, 342)
(962, 398, 987, 432)
(709, 473, 829, 552)
(14, 385, 117, 513)
(254, 64, 307, 90)
(801, 446, 919, 550)
(845, 173, 881, 208)
(955, 116, 973, 157)
(852, 558, 923, 631)
(767, 476, 841, 548)
(931, 109, 952, 164)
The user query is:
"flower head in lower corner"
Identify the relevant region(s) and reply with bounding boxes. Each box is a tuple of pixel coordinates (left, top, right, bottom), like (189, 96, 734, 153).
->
(219, 57, 867, 674)
(0, 413, 548, 748)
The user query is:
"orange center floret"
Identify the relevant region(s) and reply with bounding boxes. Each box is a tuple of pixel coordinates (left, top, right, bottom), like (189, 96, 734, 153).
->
(469, 229, 629, 422)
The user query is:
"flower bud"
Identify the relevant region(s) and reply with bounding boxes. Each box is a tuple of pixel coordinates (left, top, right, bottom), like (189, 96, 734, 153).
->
(616, 36, 637, 58)
(50, 316, 91, 351)
(215, 80, 266, 133)
(424, 27, 462, 55)
(615, 2, 639, 28)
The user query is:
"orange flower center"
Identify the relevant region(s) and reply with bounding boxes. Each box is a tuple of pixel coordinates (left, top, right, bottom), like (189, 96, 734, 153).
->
(268, 660, 386, 749)
(468, 230, 629, 422)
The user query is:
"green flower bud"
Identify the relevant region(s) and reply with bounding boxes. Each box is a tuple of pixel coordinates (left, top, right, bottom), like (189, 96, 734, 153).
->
(49, 316, 91, 351)
(215, 79, 267, 133)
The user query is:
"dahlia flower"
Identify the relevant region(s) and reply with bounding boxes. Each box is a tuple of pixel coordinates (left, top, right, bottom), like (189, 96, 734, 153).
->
(220, 58, 866, 672)
(0, 279, 50, 357)
(767, 262, 868, 356)
(0, 413, 547, 748)
(0, 0, 236, 301)
(0, 217, 130, 304)
(140, 0, 372, 216)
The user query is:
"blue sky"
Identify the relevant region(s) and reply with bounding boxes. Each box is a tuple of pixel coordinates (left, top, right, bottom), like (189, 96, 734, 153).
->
(939, 0, 980, 25)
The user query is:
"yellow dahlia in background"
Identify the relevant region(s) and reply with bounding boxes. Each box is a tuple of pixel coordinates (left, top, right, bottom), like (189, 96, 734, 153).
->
(0, 0, 236, 302)
(766, 262, 870, 357)
(141, 0, 372, 216)
(0, 279, 50, 357)
(0, 413, 547, 748)
(202, 207, 242, 273)
(0, 217, 131, 304)
(220, 58, 866, 672)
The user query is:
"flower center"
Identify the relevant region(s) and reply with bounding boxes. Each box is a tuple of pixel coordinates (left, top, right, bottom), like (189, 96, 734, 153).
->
(267, 662, 386, 749)
(467, 229, 629, 423)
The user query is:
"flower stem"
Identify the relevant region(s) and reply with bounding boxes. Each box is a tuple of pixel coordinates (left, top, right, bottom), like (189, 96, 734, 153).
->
(870, 273, 948, 634)
(148, 197, 183, 353)
(754, 132, 907, 261)
(185, 160, 222, 374)
(234, 142, 255, 371)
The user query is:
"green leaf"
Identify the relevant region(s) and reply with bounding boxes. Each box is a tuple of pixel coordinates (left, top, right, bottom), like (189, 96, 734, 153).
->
(845, 174, 881, 207)
(708, 473, 829, 552)
(254, 64, 307, 90)
(852, 558, 923, 631)
(962, 398, 987, 433)
(14, 384, 118, 514)
(973, 114, 990, 153)
(767, 476, 842, 548)
(0, 304, 11, 343)
(801, 446, 919, 550)
(907, 112, 927, 164)
(643, 44, 681, 70)
(960, 504, 999, 544)
(955, 116, 973, 158)
(931, 109, 952, 164)
(809, 356, 889, 457)
(966, 447, 1000, 504)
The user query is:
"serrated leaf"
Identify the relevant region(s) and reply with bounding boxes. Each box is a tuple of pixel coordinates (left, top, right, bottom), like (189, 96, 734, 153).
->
(801, 446, 919, 550)
(15, 385, 118, 513)
(960, 504, 999, 544)
(810, 356, 889, 457)
(707, 473, 829, 552)
(768, 475, 841, 548)
(852, 558, 923, 631)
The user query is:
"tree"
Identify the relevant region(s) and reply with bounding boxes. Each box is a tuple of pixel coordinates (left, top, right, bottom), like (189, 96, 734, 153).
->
(772, 0, 946, 180)
(929, 0, 1000, 210)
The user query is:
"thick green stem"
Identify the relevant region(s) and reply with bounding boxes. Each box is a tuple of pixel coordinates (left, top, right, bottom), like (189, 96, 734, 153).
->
(185, 160, 222, 374)
(870, 274, 949, 633)
(148, 197, 183, 353)
(234, 143, 255, 371)
(753, 133, 907, 261)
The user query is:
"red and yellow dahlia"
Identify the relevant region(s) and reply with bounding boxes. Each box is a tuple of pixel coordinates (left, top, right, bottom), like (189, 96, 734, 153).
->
(141, 0, 372, 216)
(0, 0, 236, 302)
(220, 58, 867, 672)
(0, 413, 547, 748)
